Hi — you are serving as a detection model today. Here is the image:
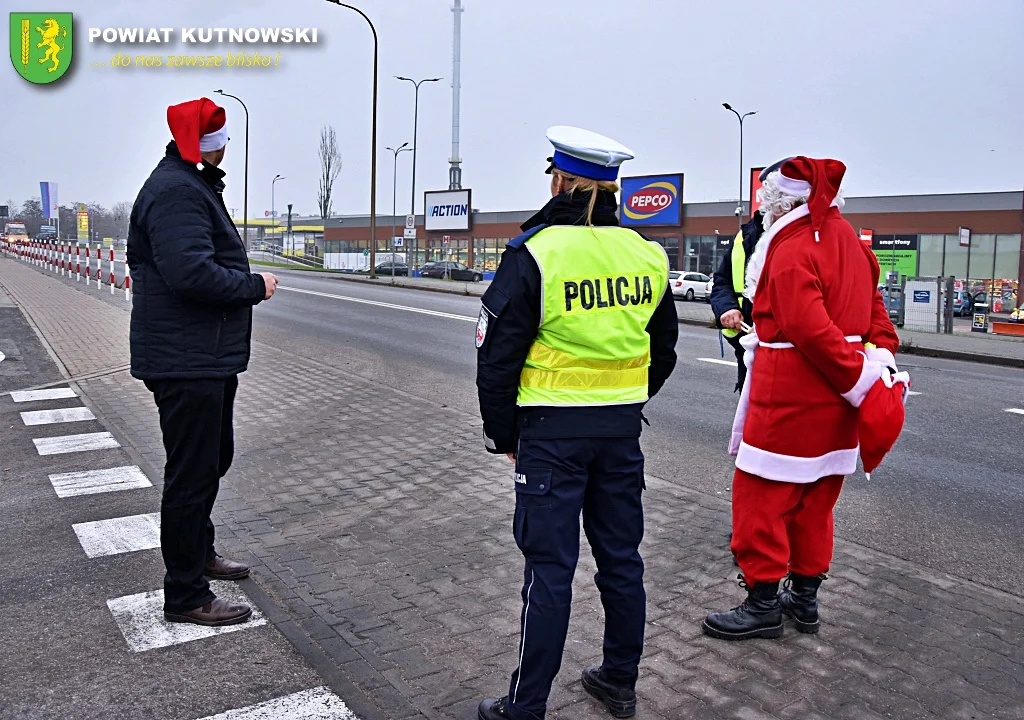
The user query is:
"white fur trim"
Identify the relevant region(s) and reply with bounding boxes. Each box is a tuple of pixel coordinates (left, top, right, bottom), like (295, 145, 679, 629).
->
(199, 123, 228, 152)
(776, 175, 811, 195)
(865, 347, 896, 370)
(736, 442, 859, 483)
(841, 356, 883, 408)
(743, 203, 810, 301)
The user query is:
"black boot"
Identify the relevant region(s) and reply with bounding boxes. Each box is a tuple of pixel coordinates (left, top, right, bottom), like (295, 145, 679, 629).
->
(477, 696, 511, 720)
(702, 577, 783, 640)
(581, 666, 636, 718)
(778, 573, 825, 633)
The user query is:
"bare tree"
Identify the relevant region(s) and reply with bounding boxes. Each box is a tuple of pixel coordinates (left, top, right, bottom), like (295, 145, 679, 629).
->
(317, 125, 342, 222)
(111, 200, 133, 239)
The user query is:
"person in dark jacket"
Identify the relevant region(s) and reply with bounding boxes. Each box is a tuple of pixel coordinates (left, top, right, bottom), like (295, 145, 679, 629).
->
(710, 158, 792, 391)
(128, 97, 278, 627)
(475, 127, 678, 720)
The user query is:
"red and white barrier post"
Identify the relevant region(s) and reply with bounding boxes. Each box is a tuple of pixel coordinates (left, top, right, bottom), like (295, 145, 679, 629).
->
(124, 261, 131, 301)
(109, 247, 116, 294)
(95, 245, 103, 291)
(76, 245, 81, 281)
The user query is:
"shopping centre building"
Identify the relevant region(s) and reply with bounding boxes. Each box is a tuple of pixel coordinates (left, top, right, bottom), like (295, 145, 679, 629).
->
(321, 183, 1024, 314)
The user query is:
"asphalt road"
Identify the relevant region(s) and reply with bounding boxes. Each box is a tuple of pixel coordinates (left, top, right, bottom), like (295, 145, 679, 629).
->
(253, 268, 1024, 590)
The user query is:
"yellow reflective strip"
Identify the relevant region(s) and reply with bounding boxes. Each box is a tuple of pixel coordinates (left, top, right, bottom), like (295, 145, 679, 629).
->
(526, 342, 650, 371)
(722, 328, 740, 338)
(731, 231, 746, 296)
(519, 366, 649, 391)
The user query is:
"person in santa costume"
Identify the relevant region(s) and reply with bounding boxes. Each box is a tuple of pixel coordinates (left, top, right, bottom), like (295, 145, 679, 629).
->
(702, 156, 909, 640)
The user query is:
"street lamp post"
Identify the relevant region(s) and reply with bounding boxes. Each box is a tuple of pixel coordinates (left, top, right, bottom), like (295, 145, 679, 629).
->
(386, 143, 411, 281)
(396, 75, 441, 269)
(325, 0, 379, 278)
(722, 103, 757, 231)
(272, 174, 285, 256)
(214, 89, 249, 249)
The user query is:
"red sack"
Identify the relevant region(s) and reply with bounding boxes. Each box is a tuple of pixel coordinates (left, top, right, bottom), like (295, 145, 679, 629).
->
(859, 375, 908, 476)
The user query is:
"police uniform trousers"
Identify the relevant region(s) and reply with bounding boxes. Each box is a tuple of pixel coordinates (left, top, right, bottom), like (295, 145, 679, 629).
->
(730, 469, 844, 585)
(144, 375, 238, 613)
(507, 436, 646, 720)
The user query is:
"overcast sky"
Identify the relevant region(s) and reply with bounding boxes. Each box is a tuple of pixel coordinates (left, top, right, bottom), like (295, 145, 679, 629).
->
(4, 0, 1023, 220)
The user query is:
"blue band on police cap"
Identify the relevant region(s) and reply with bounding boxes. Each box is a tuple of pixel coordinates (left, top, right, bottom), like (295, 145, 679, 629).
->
(551, 150, 620, 181)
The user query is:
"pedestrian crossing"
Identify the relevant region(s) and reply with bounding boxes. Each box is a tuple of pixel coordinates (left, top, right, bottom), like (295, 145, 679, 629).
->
(9, 383, 359, 718)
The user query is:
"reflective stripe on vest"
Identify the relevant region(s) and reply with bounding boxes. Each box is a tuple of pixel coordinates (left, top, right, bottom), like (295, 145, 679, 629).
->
(722, 230, 747, 339)
(518, 225, 669, 407)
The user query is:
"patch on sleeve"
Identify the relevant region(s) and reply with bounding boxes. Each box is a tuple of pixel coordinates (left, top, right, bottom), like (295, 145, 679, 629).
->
(475, 307, 490, 348)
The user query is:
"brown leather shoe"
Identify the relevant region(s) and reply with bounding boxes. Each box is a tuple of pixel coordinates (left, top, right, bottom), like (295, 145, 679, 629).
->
(205, 554, 250, 580)
(164, 597, 252, 626)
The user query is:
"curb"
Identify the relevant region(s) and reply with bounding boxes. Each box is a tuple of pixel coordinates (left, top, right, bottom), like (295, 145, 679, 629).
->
(252, 261, 486, 297)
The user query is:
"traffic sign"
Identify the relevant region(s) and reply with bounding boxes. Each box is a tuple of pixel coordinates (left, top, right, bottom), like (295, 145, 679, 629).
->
(404, 227, 417, 239)
(363, 248, 370, 256)
(405, 214, 415, 230)
(393, 236, 404, 247)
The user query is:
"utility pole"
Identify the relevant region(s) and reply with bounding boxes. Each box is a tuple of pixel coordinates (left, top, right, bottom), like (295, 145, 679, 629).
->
(448, 0, 464, 190)
(723, 103, 756, 231)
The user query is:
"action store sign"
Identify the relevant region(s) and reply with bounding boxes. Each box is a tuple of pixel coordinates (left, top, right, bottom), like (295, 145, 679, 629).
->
(620, 174, 683, 227)
(424, 189, 472, 231)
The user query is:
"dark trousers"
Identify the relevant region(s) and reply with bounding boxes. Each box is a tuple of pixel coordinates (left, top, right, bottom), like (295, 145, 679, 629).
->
(506, 437, 646, 720)
(725, 332, 747, 391)
(144, 376, 238, 613)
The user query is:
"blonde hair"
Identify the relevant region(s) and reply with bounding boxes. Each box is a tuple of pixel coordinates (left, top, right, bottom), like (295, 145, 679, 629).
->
(552, 169, 619, 226)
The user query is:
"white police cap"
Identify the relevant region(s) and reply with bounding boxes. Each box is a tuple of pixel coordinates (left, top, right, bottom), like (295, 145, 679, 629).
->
(545, 126, 634, 182)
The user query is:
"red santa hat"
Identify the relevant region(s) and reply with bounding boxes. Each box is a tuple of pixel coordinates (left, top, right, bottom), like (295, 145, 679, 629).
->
(166, 97, 228, 166)
(858, 375, 909, 477)
(777, 156, 846, 240)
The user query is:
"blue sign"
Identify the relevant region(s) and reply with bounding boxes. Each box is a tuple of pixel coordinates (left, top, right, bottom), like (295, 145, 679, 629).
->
(620, 174, 684, 227)
(913, 290, 931, 303)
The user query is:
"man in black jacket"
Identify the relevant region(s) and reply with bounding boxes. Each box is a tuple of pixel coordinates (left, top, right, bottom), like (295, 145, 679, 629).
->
(710, 158, 791, 391)
(128, 98, 278, 627)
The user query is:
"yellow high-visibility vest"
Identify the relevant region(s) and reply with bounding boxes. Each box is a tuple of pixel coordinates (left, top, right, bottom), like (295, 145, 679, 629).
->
(722, 230, 747, 339)
(516, 225, 670, 407)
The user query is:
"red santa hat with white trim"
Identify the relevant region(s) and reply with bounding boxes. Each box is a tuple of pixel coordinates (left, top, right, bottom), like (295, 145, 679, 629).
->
(776, 156, 846, 240)
(166, 97, 228, 166)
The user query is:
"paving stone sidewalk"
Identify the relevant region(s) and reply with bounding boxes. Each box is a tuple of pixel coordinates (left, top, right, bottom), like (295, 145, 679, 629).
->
(2, 256, 1022, 720)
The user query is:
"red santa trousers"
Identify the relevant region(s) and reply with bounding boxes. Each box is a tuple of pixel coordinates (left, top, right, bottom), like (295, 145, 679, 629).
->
(730, 469, 844, 585)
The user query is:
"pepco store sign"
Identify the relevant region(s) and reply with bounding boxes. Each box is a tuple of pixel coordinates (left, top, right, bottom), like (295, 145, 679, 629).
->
(620, 174, 684, 226)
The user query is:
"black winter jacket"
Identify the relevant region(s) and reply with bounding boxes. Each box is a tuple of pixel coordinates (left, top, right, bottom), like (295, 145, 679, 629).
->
(128, 142, 266, 380)
(710, 212, 764, 327)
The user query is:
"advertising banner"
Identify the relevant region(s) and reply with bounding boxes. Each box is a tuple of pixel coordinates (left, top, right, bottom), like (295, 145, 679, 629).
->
(750, 168, 765, 215)
(424, 189, 471, 231)
(620, 174, 683, 227)
(872, 234, 918, 278)
(40, 181, 59, 219)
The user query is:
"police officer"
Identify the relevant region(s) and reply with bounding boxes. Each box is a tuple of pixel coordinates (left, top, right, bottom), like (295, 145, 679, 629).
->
(475, 127, 678, 720)
(710, 158, 791, 391)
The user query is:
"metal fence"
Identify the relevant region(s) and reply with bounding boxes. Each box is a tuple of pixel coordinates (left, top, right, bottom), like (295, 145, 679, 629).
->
(885, 276, 957, 333)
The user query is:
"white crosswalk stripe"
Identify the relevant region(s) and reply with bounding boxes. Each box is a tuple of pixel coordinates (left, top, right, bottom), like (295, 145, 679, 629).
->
(10, 387, 78, 402)
(196, 687, 358, 720)
(697, 357, 738, 367)
(21, 406, 96, 425)
(33, 431, 120, 455)
(107, 581, 267, 652)
(48, 466, 151, 497)
(1006, 408, 1024, 415)
(73, 513, 160, 558)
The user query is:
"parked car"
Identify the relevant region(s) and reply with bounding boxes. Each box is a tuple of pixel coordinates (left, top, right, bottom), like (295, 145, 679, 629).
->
(953, 289, 973, 317)
(670, 271, 712, 301)
(421, 261, 483, 282)
(374, 261, 409, 276)
(704, 277, 714, 303)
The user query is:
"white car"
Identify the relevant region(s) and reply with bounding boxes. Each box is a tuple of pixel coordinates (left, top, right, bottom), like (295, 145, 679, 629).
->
(670, 271, 712, 301)
(704, 277, 714, 303)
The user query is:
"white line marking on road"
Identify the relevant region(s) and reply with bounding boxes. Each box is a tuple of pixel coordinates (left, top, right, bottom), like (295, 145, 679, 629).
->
(0, 351, 4, 363)
(697, 357, 738, 367)
(49, 466, 152, 498)
(197, 687, 359, 720)
(10, 387, 78, 402)
(907, 390, 922, 396)
(279, 286, 477, 322)
(21, 406, 96, 426)
(1006, 408, 1024, 415)
(33, 431, 120, 455)
(73, 512, 160, 558)
(107, 581, 267, 652)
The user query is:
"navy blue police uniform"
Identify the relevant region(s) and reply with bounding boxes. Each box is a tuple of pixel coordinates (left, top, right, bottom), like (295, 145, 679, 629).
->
(476, 141, 678, 719)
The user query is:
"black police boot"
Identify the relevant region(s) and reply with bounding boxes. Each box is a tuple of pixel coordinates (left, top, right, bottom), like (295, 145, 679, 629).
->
(702, 577, 783, 640)
(581, 666, 636, 718)
(477, 696, 511, 720)
(778, 573, 825, 633)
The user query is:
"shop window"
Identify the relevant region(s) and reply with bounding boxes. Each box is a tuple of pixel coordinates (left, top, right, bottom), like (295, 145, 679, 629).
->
(993, 234, 1021, 313)
(918, 234, 944, 276)
(966, 233, 996, 297)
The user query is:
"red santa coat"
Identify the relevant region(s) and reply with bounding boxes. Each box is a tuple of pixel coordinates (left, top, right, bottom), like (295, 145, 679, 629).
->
(731, 202, 900, 483)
